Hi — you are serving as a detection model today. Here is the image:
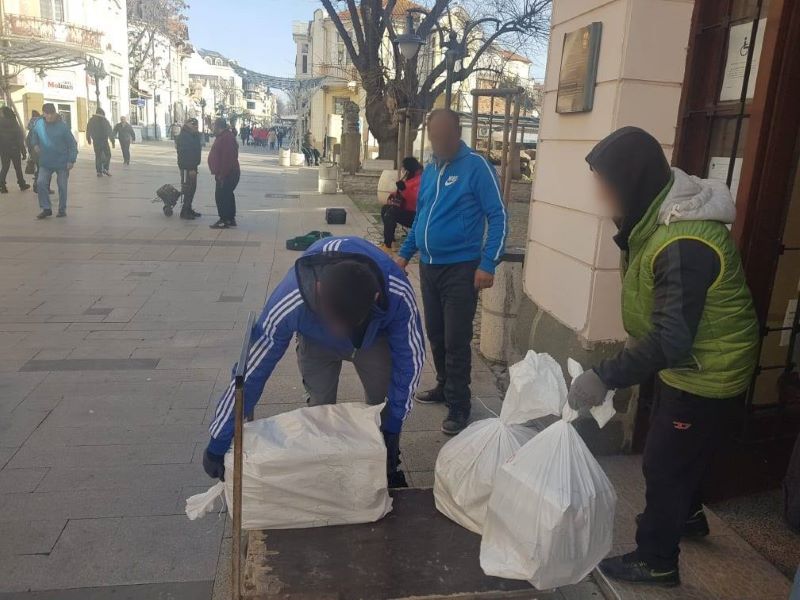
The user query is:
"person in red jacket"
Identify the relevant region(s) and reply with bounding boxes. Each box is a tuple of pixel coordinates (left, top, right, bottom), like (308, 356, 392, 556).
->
(207, 118, 240, 229)
(380, 156, 422, 253)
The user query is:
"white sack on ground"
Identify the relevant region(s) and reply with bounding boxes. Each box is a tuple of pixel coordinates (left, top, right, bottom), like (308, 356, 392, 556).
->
(479, 358, 617, 590)
(433, 352, 565, 533)
(185, 403, 392, 530)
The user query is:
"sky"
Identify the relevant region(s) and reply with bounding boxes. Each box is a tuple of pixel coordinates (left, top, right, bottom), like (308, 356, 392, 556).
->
(186, 0, 546, 80)
(187, 0, 321, 77)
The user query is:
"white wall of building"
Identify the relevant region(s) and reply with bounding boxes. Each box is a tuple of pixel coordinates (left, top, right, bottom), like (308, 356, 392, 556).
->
(524, 0, 695, 343)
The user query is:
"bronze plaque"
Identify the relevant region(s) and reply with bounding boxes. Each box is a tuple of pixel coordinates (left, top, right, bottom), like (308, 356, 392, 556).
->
(556, 22, 602, 114)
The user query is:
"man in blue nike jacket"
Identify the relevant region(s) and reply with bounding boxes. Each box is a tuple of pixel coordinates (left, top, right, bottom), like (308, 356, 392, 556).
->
(396, 109, 507, 435)
(204, 237, 424, 488)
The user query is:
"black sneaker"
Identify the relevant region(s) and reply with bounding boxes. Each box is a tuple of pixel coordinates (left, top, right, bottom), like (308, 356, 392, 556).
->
(388, 470, 408, 489)
(635, 509, 710, 539)
(599, 551, 680, 587)
(19, 183, 30, 191)
(190, 209, 202, 217)
(442, 407, 470, 435)
(56, 210, 66, 218)
(103, 170, 111, 177)
(179, 210, 196, 220)
(209, 219, 228, 229)
(225, 218, 237, 227)
(36, 209, 52, 219)
(416, 386, 445, 404)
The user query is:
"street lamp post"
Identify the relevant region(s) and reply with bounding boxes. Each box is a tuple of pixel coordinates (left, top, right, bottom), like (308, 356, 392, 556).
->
(443, 32, 465, 110)
(199, 97, 208, 143)
(85, 56, 108, 112)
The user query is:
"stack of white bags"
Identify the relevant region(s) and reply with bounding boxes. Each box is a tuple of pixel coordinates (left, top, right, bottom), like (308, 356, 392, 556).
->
(435, 351, 618, 590)
(185, 403, 393, 530)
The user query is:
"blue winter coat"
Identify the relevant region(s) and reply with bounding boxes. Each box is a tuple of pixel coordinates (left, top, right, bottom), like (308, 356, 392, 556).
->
(398, 141, 507, 273)
(28, 116, 78, 170)
(207, 237, 425, 455)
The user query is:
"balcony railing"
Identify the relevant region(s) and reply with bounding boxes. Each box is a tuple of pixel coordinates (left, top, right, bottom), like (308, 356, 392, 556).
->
(3, 14, 102, 52)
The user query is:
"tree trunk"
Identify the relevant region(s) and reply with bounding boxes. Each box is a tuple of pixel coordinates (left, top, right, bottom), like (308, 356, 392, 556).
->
(378, 137, 397, 162)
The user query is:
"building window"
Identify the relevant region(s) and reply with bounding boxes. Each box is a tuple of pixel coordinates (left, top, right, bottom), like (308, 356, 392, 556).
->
(247, 101, 256, 110)
(302, 54, 308, 74)
(333, 97, 349, 115)
(40, 0, 65, 21)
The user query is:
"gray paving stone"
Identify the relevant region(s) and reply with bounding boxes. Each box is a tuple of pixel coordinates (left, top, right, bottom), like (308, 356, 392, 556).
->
(0, 467, 48, 493)
(0, 580, 213, 600)
(19, 359, 160, 372)
(37, 463, 210, 493)
(0, 519, 66, 557)
(7, 443, 194, 469)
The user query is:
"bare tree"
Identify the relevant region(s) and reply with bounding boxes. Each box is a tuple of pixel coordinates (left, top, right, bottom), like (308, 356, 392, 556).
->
(318, 0, 550, 158)
(127, 0, 189, 91)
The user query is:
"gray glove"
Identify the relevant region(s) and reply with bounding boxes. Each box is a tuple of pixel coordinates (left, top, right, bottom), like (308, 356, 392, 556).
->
(567, 369, 609, 411)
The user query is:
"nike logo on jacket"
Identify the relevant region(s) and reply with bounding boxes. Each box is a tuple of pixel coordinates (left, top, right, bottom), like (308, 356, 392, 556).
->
(398, 141, 507, 274)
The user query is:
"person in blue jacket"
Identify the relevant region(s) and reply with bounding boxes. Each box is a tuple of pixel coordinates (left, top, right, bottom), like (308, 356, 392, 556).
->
(28, 103, 78, 219)
(204, 237, 425, 488)
(396, 109, 507, 435)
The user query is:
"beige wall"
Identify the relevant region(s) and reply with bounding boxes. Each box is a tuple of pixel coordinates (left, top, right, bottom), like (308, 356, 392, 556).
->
(524, 0, 694, 343)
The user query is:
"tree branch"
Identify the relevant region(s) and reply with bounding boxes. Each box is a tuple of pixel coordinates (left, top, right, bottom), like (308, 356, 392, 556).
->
(321, 0, 365, 70)
(346, 0, 367, 55)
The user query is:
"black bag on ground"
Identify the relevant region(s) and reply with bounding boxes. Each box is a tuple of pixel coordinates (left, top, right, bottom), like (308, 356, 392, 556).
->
(325, 208, 346, 224)
(156, 184, 182, 217)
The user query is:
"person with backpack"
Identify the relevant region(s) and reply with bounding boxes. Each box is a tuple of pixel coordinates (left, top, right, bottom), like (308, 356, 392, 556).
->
(28, 103, 77, 219)
(86, 107, 114, 176)
(174, 117, 202, 220)
(0, 106, 30, 193)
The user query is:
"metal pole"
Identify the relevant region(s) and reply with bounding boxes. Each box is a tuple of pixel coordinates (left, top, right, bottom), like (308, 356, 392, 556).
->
(470, 92, 479, 150)
(504, 94, 521, 204)
(403, 111, 412, 159)
(419, 112, 426, 161)
(231, 311, 256, 600)
(396, 109, 406, 174)
(499, 96, 511, 202)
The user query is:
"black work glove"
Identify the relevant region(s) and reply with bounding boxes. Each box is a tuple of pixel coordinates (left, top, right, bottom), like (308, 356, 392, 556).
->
(203, 448, 225, 481)
(395, 180, 406, 191)
(567, 369, 609, 411)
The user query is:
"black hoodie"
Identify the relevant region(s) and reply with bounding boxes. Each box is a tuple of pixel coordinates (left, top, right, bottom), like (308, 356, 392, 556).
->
(585, 126, 672, 251)
(585, 127, 722, 391)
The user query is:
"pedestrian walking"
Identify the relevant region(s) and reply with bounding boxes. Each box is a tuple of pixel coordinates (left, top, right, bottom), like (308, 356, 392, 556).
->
(203, 237, 423, 488)
(207, 117, 240, 229)
(175, 117, 202, 220)
(568, 127, 759, 587)
(28, 103, 77, 219)
(112, 116, 135, 165)
(86, 107, 113, 176)
(240, 125, 250, 146)
(396, 109, 507, 435)
(0, 106, 30, 193)
(25, 110, 45, 194)
(380, 156, 421, 253)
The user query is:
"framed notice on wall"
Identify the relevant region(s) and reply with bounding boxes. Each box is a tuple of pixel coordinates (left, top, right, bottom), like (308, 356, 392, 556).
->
(556, 22, 602, 114)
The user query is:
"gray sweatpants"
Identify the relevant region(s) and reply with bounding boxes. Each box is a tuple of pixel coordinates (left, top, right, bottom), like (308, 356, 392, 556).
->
(296, 334, 392, 406)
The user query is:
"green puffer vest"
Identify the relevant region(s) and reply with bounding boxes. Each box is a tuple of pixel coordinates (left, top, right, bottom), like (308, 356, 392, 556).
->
(621, 174, 759, 398)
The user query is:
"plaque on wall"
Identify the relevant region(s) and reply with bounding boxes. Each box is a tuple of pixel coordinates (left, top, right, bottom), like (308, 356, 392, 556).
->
(719, 19, 766, 102)
(556, 22, 602, 114)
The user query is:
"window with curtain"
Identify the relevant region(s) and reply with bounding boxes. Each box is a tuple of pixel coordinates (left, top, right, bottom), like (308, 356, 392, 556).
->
(40, 0, 65, 22)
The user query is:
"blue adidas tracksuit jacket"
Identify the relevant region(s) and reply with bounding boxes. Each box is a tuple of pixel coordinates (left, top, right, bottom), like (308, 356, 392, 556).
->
(398, 141, 507, 273)
(208, 237, 425, 455)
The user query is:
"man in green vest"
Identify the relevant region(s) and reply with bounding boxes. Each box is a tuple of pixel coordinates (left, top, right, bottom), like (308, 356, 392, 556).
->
(568, 127, 759, 587)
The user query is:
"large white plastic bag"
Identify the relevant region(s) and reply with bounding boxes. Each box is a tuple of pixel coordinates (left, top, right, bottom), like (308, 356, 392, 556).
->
(479, 357, 617, 590)
(433, 418, 536, 533)
(479, 421, 617, 588)
(185, 403, 392, 530)
(503, 351, 569, 421)
(432, 352, 563, 533)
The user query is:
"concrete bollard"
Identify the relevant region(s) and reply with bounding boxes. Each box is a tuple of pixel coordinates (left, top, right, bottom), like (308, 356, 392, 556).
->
(318, 163, 339, 194)
(278, 148, 291, 167)
(479, 249, 525, 364)
(291, 152, 306, 167)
